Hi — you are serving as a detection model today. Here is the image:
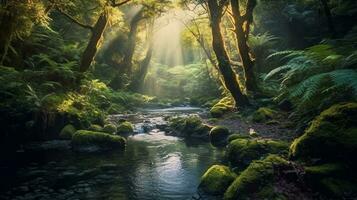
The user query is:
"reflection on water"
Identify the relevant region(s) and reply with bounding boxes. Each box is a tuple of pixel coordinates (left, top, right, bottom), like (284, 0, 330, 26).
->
(0, 108, 224, 200)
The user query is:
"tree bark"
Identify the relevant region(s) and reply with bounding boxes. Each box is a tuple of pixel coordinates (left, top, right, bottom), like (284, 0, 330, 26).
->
(230, 0, 258, 92)
(207, 0, 249, 107)
(119, 9, 144, 74)
(79, 9, 109, 72)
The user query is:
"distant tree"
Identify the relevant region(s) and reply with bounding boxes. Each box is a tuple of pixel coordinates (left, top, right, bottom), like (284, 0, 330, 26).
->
(51, 0, 132, 72)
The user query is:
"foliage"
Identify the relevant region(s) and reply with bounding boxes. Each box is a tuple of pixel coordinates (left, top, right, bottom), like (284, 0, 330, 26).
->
(265, 29, 357, 117)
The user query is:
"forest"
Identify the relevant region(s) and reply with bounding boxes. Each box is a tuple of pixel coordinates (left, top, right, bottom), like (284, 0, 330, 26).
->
(0, 0, 356, 199)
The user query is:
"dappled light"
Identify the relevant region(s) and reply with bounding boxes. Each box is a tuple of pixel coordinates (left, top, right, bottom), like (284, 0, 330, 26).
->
(1, 0, 357, 199)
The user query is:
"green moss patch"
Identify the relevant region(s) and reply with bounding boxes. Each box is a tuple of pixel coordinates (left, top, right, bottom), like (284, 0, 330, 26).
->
(252, 107, 279, 123)
(289, 102, 357, 164)
(103, 124, 117, 134)
(199, 165, 236, 195)
(227, 138, 289, 169)
(210, 97, 234, 118)
(209, 126, 230, 147)
(59, 124, 77, 139)
(224, 155, 289, 200)
(72, 130, 126, 150)
(227, 134, 249, 143)
(88, 124, 103, 132)
(169, 116, 211, 139)
(117, 121, 134, 135)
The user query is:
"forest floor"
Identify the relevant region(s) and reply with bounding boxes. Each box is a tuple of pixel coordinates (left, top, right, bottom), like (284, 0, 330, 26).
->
(204, 111, 296, 141)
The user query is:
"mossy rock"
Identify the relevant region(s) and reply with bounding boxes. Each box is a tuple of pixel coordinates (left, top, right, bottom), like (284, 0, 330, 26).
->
(227, 134, 249, 143)
(117, 121, 134, 135)
(209, 126, 230, 147)
(304, 163, 357, 198)
(319, 178, 357, 197)
(227, 138, 289, 169)
(210, 106, 229, 118)
(199, 165, 236, 195)
(252, 107, 279, 123)
(169, 116, 211, 139)
(210, 97, 234, 118)
(103, 124, 117, 134)
(59, 124, 77, 139)
(88, 124, 103, 132)
(224, 155, 290, 200)
(289, 102, 357, 164)
(72, 130, 126, 150)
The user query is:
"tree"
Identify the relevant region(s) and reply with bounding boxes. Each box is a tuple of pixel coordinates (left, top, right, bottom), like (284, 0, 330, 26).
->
(0, 1, 49, 65)
(110, 0, 171, 89)
(207, 0, 249, 107)
(53, 0, 131, 72)
(319, 0, 336, 38)
(230, 0, 258, 92)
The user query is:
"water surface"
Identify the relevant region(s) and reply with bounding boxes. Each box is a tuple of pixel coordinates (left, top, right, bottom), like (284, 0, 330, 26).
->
(0, 107, 224, 200)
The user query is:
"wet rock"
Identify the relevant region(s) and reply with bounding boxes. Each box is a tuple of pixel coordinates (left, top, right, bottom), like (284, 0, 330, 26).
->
(71, 130, 126, 151)
(209, 126, 230, 147)
(227, 138, 289, 169)
(290, 102, 357, 165)
(199, 165, 236, 195)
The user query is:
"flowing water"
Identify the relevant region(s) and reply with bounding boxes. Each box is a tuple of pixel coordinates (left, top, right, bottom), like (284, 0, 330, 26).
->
(0, 107, 224, 200)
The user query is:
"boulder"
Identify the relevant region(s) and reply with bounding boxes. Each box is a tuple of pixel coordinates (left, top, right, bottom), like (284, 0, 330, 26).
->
(199, 165, 236, 195)
(227, 138, 289, 169)
(59, 124, 76, 139)
(289, 102, 357, 165)
(117, 121, 134, 135)
(71, 130, 126, 151)
(252, 107, 278, 123)
(209, 126, 230, 147)
(102, 124, 117, 134)
(224, 155, 290, 200)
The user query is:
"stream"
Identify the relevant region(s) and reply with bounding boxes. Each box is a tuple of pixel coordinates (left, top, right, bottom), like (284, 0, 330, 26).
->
(0, 107, 225, 200)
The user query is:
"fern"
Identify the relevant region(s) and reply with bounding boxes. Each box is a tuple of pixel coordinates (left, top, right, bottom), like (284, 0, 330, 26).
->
(266, 34, 357, 115)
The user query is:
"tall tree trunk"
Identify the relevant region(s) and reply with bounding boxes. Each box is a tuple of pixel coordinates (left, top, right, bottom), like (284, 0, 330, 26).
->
(207, 0, 249, 108)
(79, 10, 109, 72)
(230, 0, 258, 92)
(319, 0, 336, 38)
(119, 9, 144, 74)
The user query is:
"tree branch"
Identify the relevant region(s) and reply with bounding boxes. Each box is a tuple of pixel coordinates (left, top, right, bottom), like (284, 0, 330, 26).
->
(56, 8, 93, 30)
(112, 0, 132, 7)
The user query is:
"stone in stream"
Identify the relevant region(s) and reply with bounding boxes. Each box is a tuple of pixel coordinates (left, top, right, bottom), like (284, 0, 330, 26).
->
(71, 130, 126, 152)
(209, 126, 230, 147)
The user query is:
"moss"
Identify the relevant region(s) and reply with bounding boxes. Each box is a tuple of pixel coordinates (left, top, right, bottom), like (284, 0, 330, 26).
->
(227, 138, 289, 169)
(117, 121, 134, 134)
(169, 116, 211, 139)
(102, 124, 117, 134)
(72, 130, 126, 149)
(319, 178, 357, 197)
(59, 124, 77, 139)
(199, 165, 236, 195)
(252, 107, 278, 123)
(88, 124, 103, 132)
(210, 97, 234, 118)
(210, 126, 230, 146)
(227, 134, 249, 143)
(304, 163, 357, 197)
(224, 155, 289, 200)
(289, 102, 357, 164)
